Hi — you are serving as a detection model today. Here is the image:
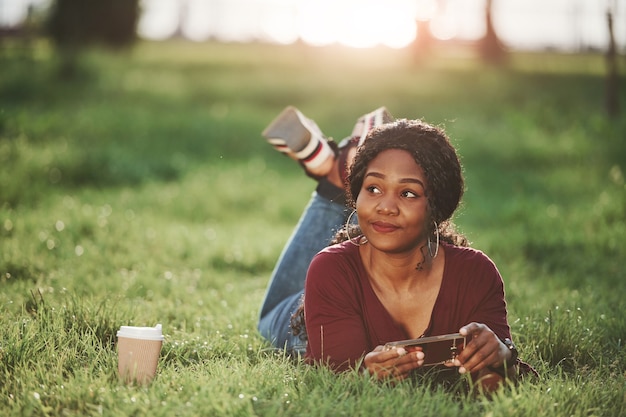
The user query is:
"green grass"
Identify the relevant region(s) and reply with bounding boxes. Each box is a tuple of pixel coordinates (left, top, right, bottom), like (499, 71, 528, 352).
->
(1, 40, 625, 416)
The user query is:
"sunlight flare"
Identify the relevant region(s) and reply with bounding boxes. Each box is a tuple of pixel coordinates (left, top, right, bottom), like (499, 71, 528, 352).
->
(297, 0, 418, 48)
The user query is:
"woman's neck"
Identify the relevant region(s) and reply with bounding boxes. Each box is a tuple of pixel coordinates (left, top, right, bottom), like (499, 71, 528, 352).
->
(359, 242, 439, 291)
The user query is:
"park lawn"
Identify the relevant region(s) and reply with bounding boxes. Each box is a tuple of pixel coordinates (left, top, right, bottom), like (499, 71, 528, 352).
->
(0, 40, 625, 416)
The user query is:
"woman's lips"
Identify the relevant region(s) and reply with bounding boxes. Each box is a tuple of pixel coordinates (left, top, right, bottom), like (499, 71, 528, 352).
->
(371, 221, 400, 233)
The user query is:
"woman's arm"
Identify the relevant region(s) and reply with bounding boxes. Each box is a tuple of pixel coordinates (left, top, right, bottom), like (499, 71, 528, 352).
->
(452, 252, 519, 388)
(304, 251, 371, 371)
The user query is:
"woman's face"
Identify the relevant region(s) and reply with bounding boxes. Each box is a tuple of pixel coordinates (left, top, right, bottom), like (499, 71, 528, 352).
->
(356, 149, 430, 254)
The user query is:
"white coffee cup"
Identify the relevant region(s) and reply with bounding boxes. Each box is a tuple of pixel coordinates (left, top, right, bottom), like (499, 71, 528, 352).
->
(117, 324, 164, 384)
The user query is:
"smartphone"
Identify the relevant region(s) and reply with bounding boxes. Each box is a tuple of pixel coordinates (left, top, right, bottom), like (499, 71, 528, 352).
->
(383, 333, 466, 367)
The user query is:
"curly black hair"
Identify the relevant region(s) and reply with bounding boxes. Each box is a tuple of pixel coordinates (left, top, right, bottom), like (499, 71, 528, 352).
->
(346, 118, 468, 247)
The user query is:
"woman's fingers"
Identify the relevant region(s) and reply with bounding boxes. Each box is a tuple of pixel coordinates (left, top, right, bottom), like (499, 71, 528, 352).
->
(363, 346, 424, 380)
(456, 323, 506, 374)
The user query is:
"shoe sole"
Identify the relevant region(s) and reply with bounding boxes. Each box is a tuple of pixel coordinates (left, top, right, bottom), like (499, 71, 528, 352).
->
(263, 106, 334, 170)
(262, 106, 312, 153)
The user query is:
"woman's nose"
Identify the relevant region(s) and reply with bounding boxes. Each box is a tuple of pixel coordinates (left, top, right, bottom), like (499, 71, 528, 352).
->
(376, 194, 399, 215)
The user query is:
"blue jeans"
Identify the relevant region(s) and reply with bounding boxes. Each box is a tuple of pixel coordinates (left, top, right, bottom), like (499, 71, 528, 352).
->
(258, 191, 349, 354)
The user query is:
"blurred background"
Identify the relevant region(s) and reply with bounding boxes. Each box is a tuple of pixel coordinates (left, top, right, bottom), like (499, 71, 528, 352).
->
(0, 0, 623, 224)
(1, 0, 624, 52)
(1, 4, 625, 413)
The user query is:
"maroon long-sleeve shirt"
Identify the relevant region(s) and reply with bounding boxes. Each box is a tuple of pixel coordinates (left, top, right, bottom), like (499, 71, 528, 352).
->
(304, 240, 511, 371)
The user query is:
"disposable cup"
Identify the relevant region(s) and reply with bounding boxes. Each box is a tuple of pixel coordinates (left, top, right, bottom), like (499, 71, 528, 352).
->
(117, 324, 164, 384)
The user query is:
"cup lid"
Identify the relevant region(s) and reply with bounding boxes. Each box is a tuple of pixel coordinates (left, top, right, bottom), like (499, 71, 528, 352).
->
(117, 324, 164, 341)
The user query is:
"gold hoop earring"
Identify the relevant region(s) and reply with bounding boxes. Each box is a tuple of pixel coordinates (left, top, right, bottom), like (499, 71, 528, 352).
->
(427, 221, 439, 259)
(346, 210, 367, 246)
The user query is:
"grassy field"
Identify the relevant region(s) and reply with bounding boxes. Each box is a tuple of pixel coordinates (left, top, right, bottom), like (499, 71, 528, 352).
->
(1, 40, 625, 416)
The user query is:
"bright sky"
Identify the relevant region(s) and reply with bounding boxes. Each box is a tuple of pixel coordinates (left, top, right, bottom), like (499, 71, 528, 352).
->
(1, 0, 624, 51)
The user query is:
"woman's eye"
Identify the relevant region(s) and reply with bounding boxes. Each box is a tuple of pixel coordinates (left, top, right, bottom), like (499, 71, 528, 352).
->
(366, 185, 381, 194)
(402, 190, 419, 198)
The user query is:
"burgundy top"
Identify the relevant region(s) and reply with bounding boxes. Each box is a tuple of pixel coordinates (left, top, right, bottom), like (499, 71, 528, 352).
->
(304, 240, 511, 371)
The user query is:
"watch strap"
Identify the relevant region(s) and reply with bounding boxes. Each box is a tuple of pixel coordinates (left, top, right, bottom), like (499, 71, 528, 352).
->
(502, 338, 519, 366)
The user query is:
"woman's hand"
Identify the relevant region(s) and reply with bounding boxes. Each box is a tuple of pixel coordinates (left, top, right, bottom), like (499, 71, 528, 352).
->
(453, 322, 511, 375)
(362, 345, 424, 381)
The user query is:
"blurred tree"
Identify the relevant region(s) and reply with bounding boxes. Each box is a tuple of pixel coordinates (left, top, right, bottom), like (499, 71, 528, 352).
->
(605, 0, 619, 118)
(47, 0, 140, 48)
(172, 0, 190, 39)
(479, 0, 506, 65)
(46, 0, 139, 78)
(411, 0, 439, 64)
(411, 20, 434, 63)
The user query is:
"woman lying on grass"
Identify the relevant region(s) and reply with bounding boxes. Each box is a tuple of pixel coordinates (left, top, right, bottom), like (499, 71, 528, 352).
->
(258, 111, 535, 389)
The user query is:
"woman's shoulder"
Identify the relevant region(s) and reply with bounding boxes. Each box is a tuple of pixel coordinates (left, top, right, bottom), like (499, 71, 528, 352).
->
(443, 243, 499, 275)
(306, 240, 363, 290)
(444, 243, 494, 263)
(441, 244, 504, 297)
(315, 239, 359, 258)
(308, 240, 361, 277)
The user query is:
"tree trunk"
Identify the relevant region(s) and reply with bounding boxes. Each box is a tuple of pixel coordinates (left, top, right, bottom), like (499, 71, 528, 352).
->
(480, 0, 506, 65)
(605, 4, 619, 118)
(411, 20, 434, 63)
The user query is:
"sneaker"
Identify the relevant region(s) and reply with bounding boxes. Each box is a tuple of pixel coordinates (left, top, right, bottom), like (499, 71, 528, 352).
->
(351, 106, 395, 147)
(262, 106, 335, 178)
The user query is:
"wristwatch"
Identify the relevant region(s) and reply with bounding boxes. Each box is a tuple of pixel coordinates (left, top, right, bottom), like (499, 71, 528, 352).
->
(487, 338, 519, 378)
(502, 338, 518, 366)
